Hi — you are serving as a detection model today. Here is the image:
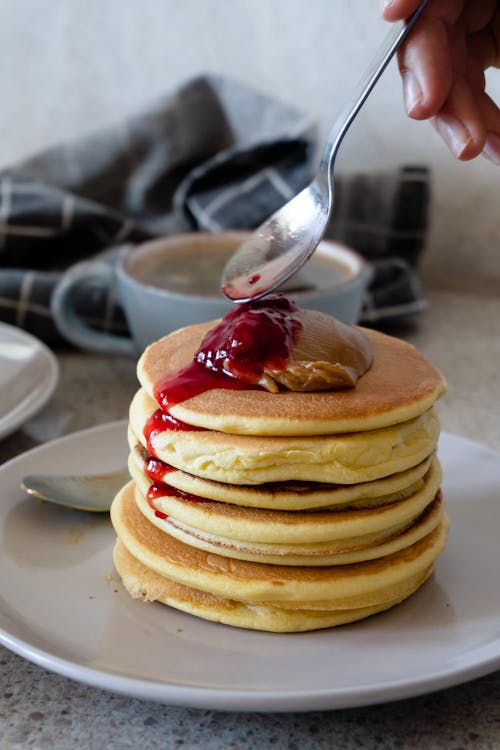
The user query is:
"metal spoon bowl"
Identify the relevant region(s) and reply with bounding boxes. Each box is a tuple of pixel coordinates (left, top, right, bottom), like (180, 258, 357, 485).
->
(221, 0, 428, 302)
(21, 467, 130, 512)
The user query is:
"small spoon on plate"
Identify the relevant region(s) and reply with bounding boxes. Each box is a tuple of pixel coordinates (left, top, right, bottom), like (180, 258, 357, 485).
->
(21, 467, 130, 512)
(221, 0, 428, 302)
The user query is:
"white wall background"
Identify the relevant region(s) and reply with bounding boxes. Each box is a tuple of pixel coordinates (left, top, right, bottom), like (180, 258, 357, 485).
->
(0, 0, 498, 289)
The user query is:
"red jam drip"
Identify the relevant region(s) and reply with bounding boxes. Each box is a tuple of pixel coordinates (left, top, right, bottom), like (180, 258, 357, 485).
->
(143, 408, 205, 457)
(196, 294, 301, 381)
(153, 294, 302, 412)
(154, 363, 250, 413)
(146, 480, 210, 519)
(144, 456, 176, 483)
(146, 484, 168, 519)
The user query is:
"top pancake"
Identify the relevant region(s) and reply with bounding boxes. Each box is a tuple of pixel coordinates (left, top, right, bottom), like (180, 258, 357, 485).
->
(138, 320, 447, 436)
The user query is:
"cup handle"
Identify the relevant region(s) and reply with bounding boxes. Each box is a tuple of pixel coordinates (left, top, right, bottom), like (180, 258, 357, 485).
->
(51, 262, 136, 355)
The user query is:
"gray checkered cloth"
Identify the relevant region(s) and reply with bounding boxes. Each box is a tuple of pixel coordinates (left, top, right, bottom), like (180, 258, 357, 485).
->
(0, 75, 429, 348)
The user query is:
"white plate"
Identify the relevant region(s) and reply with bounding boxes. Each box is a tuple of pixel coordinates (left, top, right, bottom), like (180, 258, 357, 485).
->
(1, 421, 500, 712)
(0, 322, 59, 439)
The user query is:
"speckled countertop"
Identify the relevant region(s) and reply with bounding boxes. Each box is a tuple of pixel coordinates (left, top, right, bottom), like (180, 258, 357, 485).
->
(1, 286, 499, 750)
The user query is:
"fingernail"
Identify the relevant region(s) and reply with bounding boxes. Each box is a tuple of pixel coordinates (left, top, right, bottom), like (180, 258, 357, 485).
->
(482, 132, 500, 166)
(403, 71, 422, 115)
(435, 115, 472, 159)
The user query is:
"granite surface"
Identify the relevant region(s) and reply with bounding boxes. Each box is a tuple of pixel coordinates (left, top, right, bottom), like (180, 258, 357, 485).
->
(1, 286, 499, 750)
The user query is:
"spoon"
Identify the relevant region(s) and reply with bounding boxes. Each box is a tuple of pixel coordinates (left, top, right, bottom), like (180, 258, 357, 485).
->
(21, 467, 130, 512)
(221, 0, 428, 302)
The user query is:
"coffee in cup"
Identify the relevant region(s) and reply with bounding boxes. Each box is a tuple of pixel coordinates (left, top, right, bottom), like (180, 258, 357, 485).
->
(51, 232, 370, 355)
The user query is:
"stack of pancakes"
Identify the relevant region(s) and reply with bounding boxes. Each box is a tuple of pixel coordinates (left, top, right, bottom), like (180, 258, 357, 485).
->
(111, 320, 448, 632)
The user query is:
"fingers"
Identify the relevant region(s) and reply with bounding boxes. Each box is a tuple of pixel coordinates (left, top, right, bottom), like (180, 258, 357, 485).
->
(393, 2, 464, 118)
(479, 90, 500, 135)
(468, 28, 500, 163)
(432, 76, 487, 159)
(462, 0, 499, 34)
(398, 15, 454, 118)
(478, 92, 500, 164)
(467, 27, 498, 74)
(382, 0, 423, 22)
(384, 0, 500, 162)
(492, 9, 500, 68)
(382, 0, 463, 22)
(429, 30, 500, 161)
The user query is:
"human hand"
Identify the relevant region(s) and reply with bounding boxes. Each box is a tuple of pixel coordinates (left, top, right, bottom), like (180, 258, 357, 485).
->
(382, 0, 500, 164)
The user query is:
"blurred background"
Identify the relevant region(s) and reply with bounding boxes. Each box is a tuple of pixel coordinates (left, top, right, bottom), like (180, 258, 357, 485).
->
(0, 0, 498, 291)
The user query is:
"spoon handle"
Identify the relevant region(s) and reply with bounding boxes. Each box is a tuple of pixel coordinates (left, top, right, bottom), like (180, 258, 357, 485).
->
(318, 0, 429, 182)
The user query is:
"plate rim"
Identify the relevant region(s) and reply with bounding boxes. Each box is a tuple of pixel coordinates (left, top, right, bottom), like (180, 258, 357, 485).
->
(0, 321, 59, 439)
(1, 422, 500, 712)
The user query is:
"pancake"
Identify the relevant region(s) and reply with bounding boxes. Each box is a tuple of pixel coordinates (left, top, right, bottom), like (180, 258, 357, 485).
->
(134, 483, 445, 566)
(137, 322, 447, 436)
(129, 450, 442, 545)
(130, 387, 441, 485)
(113, 307, 449, 631)
(129, 433, 436, 510)
(111, 481, 449, 606)
(113, 540, 434, 632)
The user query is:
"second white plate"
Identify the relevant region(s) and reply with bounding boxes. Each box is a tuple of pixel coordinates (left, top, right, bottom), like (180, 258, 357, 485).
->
(0, 421, 499, 712)
(0, 322, 59, 439)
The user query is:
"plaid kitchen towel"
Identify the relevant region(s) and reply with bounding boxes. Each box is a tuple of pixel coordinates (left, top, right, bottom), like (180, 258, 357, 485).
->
(0, 74, 429, 348)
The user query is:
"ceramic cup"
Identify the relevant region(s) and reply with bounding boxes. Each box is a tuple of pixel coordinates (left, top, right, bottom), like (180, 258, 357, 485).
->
(51, 231, 371, 355)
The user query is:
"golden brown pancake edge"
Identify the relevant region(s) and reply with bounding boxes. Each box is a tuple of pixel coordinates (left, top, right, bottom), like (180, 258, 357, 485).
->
(113, 540, 431, 632)
(137, 323, 447, 435)
(111, 481, 450, 605)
